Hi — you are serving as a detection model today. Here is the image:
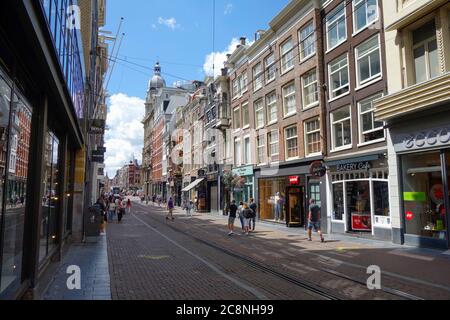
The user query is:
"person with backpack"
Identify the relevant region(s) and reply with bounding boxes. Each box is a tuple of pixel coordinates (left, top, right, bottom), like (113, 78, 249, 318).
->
(228, 200, 238, 236)
(237, 201, 245, 231)
(249, 198, 257, 232)
(241, 203, 253, 236)
(166, 197, 175, 221)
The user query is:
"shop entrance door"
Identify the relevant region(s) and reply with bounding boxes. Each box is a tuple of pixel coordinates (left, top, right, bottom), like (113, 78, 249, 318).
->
(286, 187, 304, 227)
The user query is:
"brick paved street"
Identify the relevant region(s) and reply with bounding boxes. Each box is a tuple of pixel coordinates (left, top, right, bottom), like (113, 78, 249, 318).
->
(102, 201, 450, 300)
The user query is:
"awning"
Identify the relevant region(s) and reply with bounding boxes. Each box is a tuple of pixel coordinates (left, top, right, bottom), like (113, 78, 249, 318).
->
(181, 178, 205, 192)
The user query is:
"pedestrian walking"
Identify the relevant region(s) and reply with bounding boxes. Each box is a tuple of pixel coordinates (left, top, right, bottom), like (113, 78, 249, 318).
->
(127, 198, 132, 214)
(166, 197, 175, 221)
(249, 198, 257, 232)
(108, 200, 116, 222)
(308, 199, 325, 243)
(185, 200, 193, 217)
(158, 196, 162, 207)
(117, 199, 124, 223)
(238, 201, 244, 231)
(241, 204, 253, 236)
(228, 200, 238, 236)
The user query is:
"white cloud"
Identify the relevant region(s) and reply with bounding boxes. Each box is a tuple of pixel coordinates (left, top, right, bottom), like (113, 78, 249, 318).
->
(224, 3, 233, 15)
(203, 37, 254, 77)
(158, 17, 179, 31)
(105, 93, 145, 177)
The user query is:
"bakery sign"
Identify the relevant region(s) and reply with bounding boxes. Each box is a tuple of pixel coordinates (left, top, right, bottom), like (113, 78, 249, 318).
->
(336, 161, 371, 172)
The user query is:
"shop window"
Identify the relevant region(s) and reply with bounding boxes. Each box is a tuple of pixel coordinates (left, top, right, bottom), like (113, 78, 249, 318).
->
(412, 21, 439, 84)
(326, 2, 347, 51)
(358, 93, 385, 144)
(309, 182, 321, 207)
(374, 181, 389, 217)
(299, 21, 316, 60)
(259, 178, 287, 222)
(402, 151, 447, 241)
(40, 132, 61, 264)
(329, 54, 349, 99)
(347, 181, 372, 232)
(355, 35, 381, 87)
(333, 183, 344, 221)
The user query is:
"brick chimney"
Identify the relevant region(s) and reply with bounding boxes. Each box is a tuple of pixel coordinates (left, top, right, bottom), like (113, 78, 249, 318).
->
(240, 37, 247, 45)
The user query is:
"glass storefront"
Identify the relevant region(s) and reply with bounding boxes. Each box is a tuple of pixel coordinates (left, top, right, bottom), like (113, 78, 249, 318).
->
(0, 71, 33, 295)
(39, 132, 60, 264)
(232, 176, 253, 204)
(402, 150, 449, 243)
(331, 161, 390, 233)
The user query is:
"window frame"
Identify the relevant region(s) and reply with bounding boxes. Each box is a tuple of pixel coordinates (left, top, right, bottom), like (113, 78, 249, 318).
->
(243, 135, 251, 165)
(234, 137, 242, 167)
(257, 134, 266, 165)
(280, 38, 295, 74)
(254, 99, 265, 129)
(412, 34, 439, 84)
(352, 0, 379, 35)
(253, 62, 264, 92)
(331, 105, 352, 151)
(326, 2, 347, 52)
(266, 91, 278, 125)
(241, 102, 250, 129)
(357, 93, 386, 146)
(299, 21, 316, 61)
(355, 34, 382, 88)
(265, 53, 276, 84)
(304, 118, 322, 157)
(233, 107, 241, 131)
(302, 69, 319, 109)
(268, 129, 280, 162)
(328, 54, 350, 100)
(284, 125, 299, 160)
(282, 81, 297, 117)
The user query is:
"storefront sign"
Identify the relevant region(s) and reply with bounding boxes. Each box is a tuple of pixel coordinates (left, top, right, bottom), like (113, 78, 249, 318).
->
(406, 211, 414, 221)
(336, 161, 371, 172)
(393, 125, 450, 153)
(232, 165, 253, 177)
(404, 192, 426, 202)
(310, 161, 326, 177)
(289, 176, 300, 185)
(351, 213, 372, 231)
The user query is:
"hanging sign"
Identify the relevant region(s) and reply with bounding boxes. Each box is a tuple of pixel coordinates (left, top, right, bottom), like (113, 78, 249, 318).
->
(289, 176, 300, 185)
(310, 161, 327, 177)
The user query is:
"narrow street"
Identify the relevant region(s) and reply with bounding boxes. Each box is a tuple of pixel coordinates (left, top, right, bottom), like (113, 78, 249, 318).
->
(98, 201, 450, 300)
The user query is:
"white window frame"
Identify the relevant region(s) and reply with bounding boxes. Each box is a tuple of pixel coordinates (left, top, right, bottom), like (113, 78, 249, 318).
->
(302, 69, 319, 109)
(355, 34, 382, 88)
(268, 130, 279, 162)
(241, 72, 248, 94)
(284, 126, 299, 160)
(326, 2, 347, 52)
(331, 106, 352, 151)
(328, 54, 350, 100)
(304, 118, 321, 157)
(233, 107, 241, 131)
(357, 93, 385, 146)
(299, 21, 316, 61)
(412, 34, 439, 84)
(353, 0, 379, 35)
(280, 38, 295, 74)
(257, 134, 266, 165)
(282, 82, 297, 117)
(266, 91, 278, 124)
(234, 137, 241, 167)
(242, 102, 250, 129)
(265, 53, 276, 84)
(244, 136, 251, 165)
(232, 78, 239, 99)
(254, 99, 265, 129)
(253, 62, 263, 92)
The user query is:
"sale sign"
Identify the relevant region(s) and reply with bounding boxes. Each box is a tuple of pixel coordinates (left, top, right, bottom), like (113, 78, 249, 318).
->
(351, 214, 372, 231)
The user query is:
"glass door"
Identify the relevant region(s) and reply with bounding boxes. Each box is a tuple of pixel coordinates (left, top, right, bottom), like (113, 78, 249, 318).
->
(286, 187, 304, 227)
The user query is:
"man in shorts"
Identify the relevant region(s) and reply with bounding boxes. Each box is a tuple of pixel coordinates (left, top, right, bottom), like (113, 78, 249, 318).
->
(228, 200, 238, 236)
(308, 199, 325, 243)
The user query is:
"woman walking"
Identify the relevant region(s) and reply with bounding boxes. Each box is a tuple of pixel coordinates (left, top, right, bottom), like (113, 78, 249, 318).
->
(238, 201, 244, 231)
(166, 197, 175, 221)
(241, 204, 253, 236)
(108, 199, 116, 222)
(126, 198, 132, 214)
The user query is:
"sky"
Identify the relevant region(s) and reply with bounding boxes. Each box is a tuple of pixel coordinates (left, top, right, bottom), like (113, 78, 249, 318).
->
(103, 0, 291, 177)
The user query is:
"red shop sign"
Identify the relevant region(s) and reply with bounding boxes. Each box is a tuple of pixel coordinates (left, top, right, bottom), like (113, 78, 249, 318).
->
(406, 211, 414, 221)
(289, 176, 300, 185)
(351, 214, 372, 231)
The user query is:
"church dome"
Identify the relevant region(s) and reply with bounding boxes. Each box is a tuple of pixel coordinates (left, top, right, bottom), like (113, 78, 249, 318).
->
(148, 62, 166, 90)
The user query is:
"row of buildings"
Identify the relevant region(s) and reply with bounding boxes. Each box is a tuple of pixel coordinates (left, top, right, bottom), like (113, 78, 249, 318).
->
(143, 0, 450, 251)
(0, 0, 110, 299)
(107, 159, 142, 193)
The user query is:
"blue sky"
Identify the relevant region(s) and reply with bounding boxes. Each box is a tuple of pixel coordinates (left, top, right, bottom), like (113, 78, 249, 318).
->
(104, 0, 290, 99)
(103, 0, 291, 177)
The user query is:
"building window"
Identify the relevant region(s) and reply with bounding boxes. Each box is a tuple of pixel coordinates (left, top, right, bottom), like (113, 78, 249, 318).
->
(285, 126, 298, 159)
(358, 94, 385, 144)
(302, 69, 319, 108)
(233, 107, 241, 129)
(329, 54, 349, 99)
(353, 0, 378, 33)
(253, 63, 263, 92)
(356, 35, 381, 87)
(282, 82, 296, 117)
(234, 138, 241, 166)
(327, 2, 347, 51)
(255, 99, 265, 129)
(280, 38, 295, 73)
(244, 137, 251, 164)
(265, 53, 276, 83)
(305, 118, 321, 156)
(240, 72, 248, 93)
(268, 130, 279, 162)
(242, 102, 250, 128)
(331, 106, 352, 150)
(332, 183, 344, 221)
(232, 78, 239, 99)
(413, 21, 439, 84)
(299, 21, 316, 60)
(266, 91, 278, 124)
(257, 134, 265, 164)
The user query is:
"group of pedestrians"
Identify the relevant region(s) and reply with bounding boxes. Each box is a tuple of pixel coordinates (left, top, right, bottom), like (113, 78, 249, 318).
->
(95, 196, 132, 225)
(227, 198, 258, 236)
